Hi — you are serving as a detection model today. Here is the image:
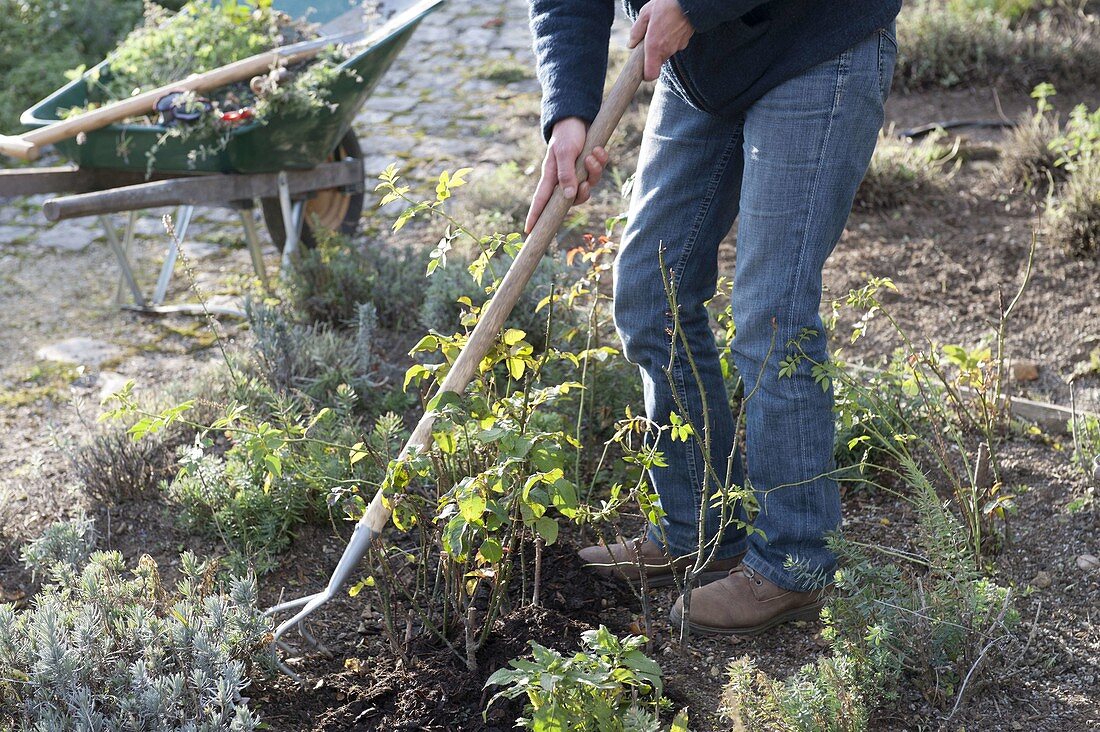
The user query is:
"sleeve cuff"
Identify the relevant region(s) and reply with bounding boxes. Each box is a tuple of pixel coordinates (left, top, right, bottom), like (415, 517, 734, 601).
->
(541, 95, 601, 142)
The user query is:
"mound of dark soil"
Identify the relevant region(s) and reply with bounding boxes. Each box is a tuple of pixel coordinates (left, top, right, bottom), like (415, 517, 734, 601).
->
(255, 605, 589, 731)
(254, 544, 638, 731)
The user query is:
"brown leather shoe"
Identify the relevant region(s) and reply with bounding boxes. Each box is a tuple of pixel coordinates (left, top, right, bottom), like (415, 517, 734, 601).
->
(669, 564, 829, 635)
(578, 536, 744, 589)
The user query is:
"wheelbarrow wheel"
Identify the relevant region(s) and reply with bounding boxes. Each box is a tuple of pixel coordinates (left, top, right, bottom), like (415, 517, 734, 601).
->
(261, 131, 365, 252)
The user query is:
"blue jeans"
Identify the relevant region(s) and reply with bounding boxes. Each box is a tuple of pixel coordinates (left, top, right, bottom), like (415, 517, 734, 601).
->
(614, 26, 897, 591)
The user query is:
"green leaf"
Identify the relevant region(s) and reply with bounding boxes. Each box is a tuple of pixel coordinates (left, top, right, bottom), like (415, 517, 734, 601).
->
(427, 390, 463, 412)
(942, 344, 968, 365)
(531, 705, 568, 732)
(504, 435, 534, 460)
(379, 190, 404, 206)
(478, 538, 503, 563)
(671, 708, 689, 732)
(484, 666, 522, 689)
(410, 334, 440, 354)
(551, 479, 578, 510)
(533, 516, 559, 545)
(263, 453, 282, 477)
(442, 516, 467, 557)
(403, 364, 429, 392)
(622, 649, 663, 695)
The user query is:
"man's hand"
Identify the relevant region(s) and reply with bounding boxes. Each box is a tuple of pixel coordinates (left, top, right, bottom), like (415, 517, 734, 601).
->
(525, 117, 609, 234)
(629, 0, 695, 81)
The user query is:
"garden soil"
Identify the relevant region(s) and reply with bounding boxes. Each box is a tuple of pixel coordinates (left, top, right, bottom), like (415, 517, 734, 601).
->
(249, 433, 1098, 731)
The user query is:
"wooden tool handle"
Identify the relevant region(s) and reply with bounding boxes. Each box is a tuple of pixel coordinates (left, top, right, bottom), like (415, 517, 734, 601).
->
(0, 135, 38, 160)
(361, 44, 646, 533)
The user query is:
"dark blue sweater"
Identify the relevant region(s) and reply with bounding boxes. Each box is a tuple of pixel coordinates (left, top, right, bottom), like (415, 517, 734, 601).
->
(529, 0, 903, 140)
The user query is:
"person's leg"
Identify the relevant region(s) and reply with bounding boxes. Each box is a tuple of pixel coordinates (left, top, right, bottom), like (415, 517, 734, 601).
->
(612, 81, 748, 562)
(731, 26, 897, 591)
(669, 23, 897, 635)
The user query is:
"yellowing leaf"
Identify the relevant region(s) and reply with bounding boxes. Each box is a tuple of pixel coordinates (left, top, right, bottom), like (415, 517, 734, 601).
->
(349, 442, 369, 465)
(459, 493, 486, 522)
(348, 576, 375, 597)
(434, 430, 456, 455)
(451, 167, 473, 187)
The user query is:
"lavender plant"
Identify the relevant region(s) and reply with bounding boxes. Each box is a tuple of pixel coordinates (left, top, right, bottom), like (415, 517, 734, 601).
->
(720, 458, 1021, 728)
(722, 654, 869, 732)
(245, 296, 383, 403)
(19, 512, 96, 581)
(0, 519, 271, 731)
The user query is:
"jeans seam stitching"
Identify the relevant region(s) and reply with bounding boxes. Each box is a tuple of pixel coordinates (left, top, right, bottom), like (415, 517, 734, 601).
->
(787, 49, 849, 383)
(666, 127, 740, 554)
(877, 29, 893, 102)
(776, 46, 850, 555)
(878, 31, 885, 99)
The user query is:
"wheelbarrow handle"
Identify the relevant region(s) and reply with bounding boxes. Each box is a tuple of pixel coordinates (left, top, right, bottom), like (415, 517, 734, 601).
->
(0, 0, 443, 161)
(0, 135, 38, 161)
(2, 49, 316, 162)
(267, 45, 647, 664)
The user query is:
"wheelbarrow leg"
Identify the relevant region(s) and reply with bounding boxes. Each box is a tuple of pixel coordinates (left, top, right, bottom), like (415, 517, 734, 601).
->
(276, 171, 305, 274)
(114, 211, 139, 305)
(98, 213, 146, 308)
(238, 205, 269, 291)
(153, 205, 194, 306)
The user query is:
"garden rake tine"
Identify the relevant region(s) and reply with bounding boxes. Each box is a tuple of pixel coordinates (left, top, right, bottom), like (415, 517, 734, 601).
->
(267, 44, 646, 671)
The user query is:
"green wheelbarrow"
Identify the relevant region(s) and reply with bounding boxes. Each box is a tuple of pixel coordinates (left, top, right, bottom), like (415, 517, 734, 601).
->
(0, 0, 444, 314)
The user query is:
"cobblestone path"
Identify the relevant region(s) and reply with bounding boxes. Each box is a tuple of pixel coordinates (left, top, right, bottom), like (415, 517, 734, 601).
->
(0, 0, 626, 376)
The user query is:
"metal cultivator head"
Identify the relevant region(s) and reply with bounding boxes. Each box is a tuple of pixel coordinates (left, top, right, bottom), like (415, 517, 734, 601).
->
(265, 507, 385, 680)
(264, 44, 645, 680)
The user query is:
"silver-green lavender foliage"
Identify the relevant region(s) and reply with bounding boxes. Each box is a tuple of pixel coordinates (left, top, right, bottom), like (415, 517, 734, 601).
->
(19, 513, 96, 580)
(245, 298, 380, 400)
(0, 524, 270, 731)
(419, 248, 564, 351)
